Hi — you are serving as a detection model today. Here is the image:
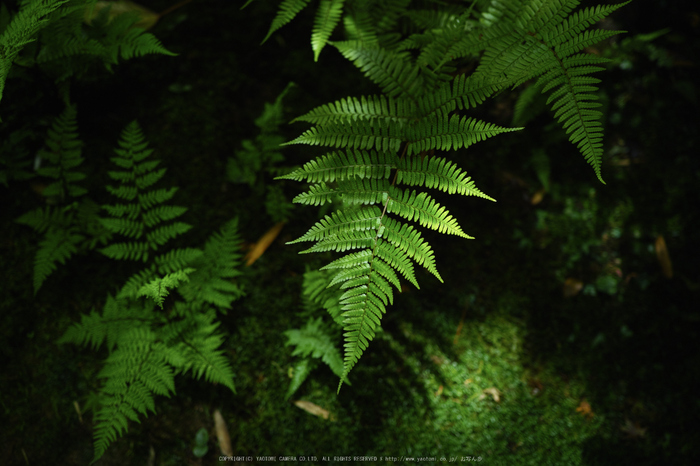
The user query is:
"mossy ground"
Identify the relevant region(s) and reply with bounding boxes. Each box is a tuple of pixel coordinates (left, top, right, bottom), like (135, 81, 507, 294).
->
(1, 0, 699, 464)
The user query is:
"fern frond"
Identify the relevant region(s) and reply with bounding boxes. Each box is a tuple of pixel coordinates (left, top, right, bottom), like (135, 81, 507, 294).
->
(371, 0, 411, 35)
(58, 294, 153, 353)
(292, 94, 416, 125)
(33, 227, 83, 294)
(302, 269, 345, 324)
(118, 26, 177, 60)
(472, 0, 630, 182)
(117, 248, 204, 299)
(138, 269, 195, 309)
(36, 105, 87, 201)
(343, 2, 378, 48)
(291, 182, 337, 206)
(168, 310, 236, 392)
(262, 0, 311, 44)
(178, 218, 245, 311)
(0, 0, 69, 102)
(290, 206, 382, 244)
(406, 114, 522, 155)
(312, 0, 345, 61)
(92, 328, 175, 462)
(284, 317, 346, 383)
(285, 118, 403, 152)
(395, 154, 494, 200)
(278, 150, 396, 183)
(380, 216, 440, 282)
(281, 0, 628, 389)
(387, 187, 471, 238)
(374, 239, 417, 287)
(336, 253, 388, 391)
(300, 228, 377, 254)
(100, 240, 151, 261)
(333, 40, 423, 100)
(101, 121, 190, 261)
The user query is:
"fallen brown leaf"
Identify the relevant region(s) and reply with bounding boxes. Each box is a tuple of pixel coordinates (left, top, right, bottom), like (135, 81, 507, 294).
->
(73, 400, 83, 424)
(655, 235, 673, 278)
(479, 387, 501, 403)
(213, 409, 233, 456)
(294, 400, 331, 420)
(576, 399, 594, 419)
(531, 188, 546, 205)
(245, 221, 286, 266)
(620, 418, 647, 438)
(563, 278, 584, 298)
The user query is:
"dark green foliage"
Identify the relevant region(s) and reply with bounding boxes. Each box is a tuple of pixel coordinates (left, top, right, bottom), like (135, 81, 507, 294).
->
(283, 269, 351, 398)
(176, 218, 245, 311)
(14, 105, 108, 293)
(22, 117, 247, 463)
(35, 0, 176, 81)
(227, 82, 295, 222)
(0, 0, 175, 104)
(278, 0, 628, 389)
(60, 291, 239, 462)
(0, 0, 69, 101)
(34, 104, 85, 200)
(100, 120, 191, 263)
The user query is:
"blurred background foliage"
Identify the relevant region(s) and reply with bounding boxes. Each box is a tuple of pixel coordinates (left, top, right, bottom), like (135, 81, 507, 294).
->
(1, 0, 699, 464)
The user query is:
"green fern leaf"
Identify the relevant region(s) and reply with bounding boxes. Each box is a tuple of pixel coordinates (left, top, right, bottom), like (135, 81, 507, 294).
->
(138, 269, 195, 309)
(406, 115, 522, 155)
(312, 0, 345, 61)
(101, 121, 190, 261)
(92, 328, 175, 462)
(178, 218, 245, 311)
(262, 0, 311, 44)
(285, 118, 403, 152)
(278, 150, 396, 183)
(29, 227, 82, 294)
(396, 155, 496, 200)
(290, 206, 382, 244)
(333, 40, 423, 99)
(292, 94, 415, 125)
(0, 0, 69, 103)
(386, 187, 471, 238)
(284, 317, 346, 385)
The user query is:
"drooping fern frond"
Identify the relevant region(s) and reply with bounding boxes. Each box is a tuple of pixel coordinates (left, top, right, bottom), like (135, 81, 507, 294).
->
(260, 0, 311, 44)
(100, 120, 191, 263)
(472, 0, 631, 183)
(259, 0, 346, 61)
(278, 0, 627, 390)
(311, 0, 344, 61)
